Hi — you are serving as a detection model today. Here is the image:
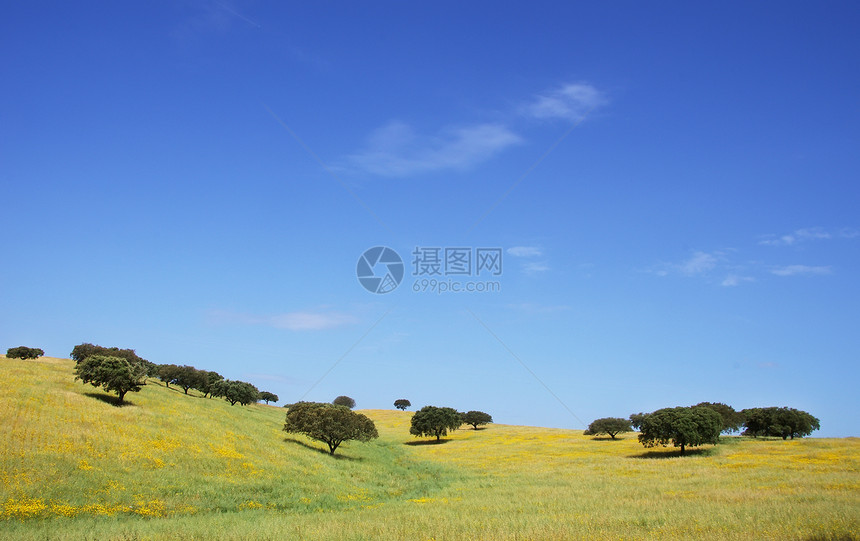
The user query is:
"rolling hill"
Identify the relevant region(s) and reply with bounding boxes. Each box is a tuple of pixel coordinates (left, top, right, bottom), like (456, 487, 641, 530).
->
(1, 355, 858, 540)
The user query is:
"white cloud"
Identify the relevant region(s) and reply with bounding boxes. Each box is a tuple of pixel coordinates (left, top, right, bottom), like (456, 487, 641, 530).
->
(679, 251, 719, 276)
(507, 246, 543, 257)
(346, 121, 522, 177)
(759, 227, 845, 246)
(523, 262, 550, 274)
(770, 265, 832, 277)
(721, 274, 755, 287)
(207, 309, 357, 331)
(524, 82, 607, 121)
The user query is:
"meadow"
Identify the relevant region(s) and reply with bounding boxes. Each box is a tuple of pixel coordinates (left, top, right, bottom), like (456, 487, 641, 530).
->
(1, 355, 858, 540)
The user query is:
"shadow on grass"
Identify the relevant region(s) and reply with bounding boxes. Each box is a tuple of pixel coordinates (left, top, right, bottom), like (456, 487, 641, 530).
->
(404, 439, 452, 446)
(282, 438, 362, 461)
(804, 534, 858, 541)
(589, 436, 626, 441)
(628, 447, 716, 459)
(83, 392, 134, 408)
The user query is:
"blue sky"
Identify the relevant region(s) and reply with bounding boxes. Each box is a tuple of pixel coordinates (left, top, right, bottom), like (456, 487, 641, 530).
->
(2, 2, 859, 436)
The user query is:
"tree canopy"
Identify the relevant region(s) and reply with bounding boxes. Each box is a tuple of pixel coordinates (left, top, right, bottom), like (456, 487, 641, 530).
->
(394, 399, 411, 410)
(6, 346, 44, 360)
(71, 343, 155, 383)
(585, 417, 632, 439)
(742, 407, 820, 439)
(283, 401, 378, 455)
(333, 395, 356, 409)
(629, 412, 647, 431)
(694, 402, 745, 434)
(74, 354, 145, 403)
(410, 406, 462, 441)
(637, 406, 722, 455)
(259, 391, 279, 405)
(462, 410, 493, 430)
(216, 380, 259, 406)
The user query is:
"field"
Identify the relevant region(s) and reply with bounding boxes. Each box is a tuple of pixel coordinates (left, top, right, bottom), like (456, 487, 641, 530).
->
(1, 356, 858, 540)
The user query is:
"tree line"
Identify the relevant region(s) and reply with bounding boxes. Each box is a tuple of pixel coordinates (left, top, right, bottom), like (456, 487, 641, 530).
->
(585, 401, 820, 455)
(70, 343, 278, 406)
(282, 401, 494, 455)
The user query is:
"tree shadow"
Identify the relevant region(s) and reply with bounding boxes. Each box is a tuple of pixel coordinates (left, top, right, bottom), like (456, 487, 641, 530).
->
(590, 436, 625, 441)
(404, 439, 452, 446)
(804, 534, 857, 541)
(83, 392, 134, 408)
(282, 438, 361, 461)
(628, 447, 715, 459)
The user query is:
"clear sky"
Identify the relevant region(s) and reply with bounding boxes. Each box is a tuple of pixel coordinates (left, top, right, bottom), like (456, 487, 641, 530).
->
(2, 2, 859, 436)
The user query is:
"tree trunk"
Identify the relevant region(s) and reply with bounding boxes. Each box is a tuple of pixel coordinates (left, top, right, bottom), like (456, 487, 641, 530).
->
(680, 443, 685, 455)
(117, 390, 126, 403)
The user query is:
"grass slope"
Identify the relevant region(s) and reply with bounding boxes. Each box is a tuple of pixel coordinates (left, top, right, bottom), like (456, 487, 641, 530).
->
(1, 356, 858, 540)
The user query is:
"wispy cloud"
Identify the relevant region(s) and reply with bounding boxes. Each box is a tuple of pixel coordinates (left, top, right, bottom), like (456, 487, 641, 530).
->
(343, 81, 607, 177)
(207, 309, 358, 331)
(770, 265, 832, 277)
(507, 246, 543, 257)
(651, 250, 732, 280)
(679, 251, 720, 275)
(523, 261, 550, 274)
(346, 121, 522, 177)
(758, 226, 858, 246)
(523, 82, 607, 121)
(721, 274, 755, 287)
(506, 246, 548, 274)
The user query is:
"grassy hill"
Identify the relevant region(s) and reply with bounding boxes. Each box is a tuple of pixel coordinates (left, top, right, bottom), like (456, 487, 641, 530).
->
(1, 356, 858, 540)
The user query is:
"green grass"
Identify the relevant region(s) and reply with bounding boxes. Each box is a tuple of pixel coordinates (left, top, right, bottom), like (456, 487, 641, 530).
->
(1, 355, 858, 540)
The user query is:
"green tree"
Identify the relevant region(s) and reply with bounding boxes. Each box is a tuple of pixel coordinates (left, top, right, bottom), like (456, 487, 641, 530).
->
(202, 371, 224, 398)
(157, 364, 182, 388)
(259, 391, 279, 405)
(638, 406, 722, 455)
(585, 417, 633, 439)
(74, 354, 144, 403)
(694, 402, 745, 434)
(629, 412, 647, 431)
(283, 402, 378, 455)
(462, 410, 493, 430)
(741, 407, 820, 439)
(220, 380, 259, 406)
(333, 395, 356, 409)
(6, 346, 44, 360)
(394, 399, 411, 410)
(173, 365, 206, 395)
(71, 343, 153, 383)
(410, 406, 462, 442)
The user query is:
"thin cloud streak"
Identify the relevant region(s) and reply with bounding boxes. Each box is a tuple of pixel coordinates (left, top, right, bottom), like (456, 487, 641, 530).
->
(524, 82, 607, 121)
(770, 265, 832, 277)
(507, 246, 543, 257)
(346, 121, 522, 177)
